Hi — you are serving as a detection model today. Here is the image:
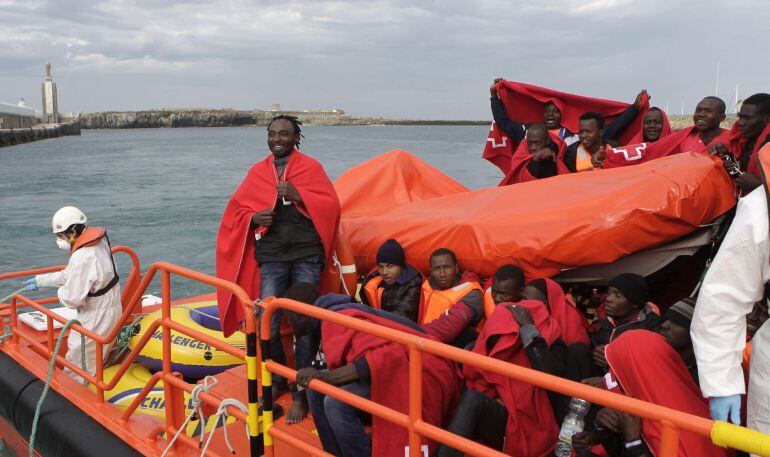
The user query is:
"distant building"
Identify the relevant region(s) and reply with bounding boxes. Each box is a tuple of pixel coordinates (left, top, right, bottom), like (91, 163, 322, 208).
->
(0, 101, 36, 129)
(41, 63, 59, 123)
(271, 103, 281, 111)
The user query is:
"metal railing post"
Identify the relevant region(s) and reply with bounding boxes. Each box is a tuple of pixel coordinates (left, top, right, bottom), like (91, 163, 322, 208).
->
(408, 344, 424, 457)
(659, 421, 680, 456)
(95, 341, 104, 402)
(160, 270, 184, 442)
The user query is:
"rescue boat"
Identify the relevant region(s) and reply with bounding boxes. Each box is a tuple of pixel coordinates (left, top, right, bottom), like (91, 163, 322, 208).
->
(1, 150, 768, 457)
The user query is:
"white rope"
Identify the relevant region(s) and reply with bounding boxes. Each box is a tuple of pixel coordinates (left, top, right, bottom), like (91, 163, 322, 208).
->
(332, 251, 352, 296)
(160, 375, 218, 456)
(200, 398, 249, 456)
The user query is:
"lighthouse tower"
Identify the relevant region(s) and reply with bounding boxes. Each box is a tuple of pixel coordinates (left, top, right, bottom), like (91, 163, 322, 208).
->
(41, 63, 59, 124)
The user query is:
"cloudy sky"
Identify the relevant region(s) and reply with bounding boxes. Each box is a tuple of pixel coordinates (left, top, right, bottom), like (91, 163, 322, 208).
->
(0, 0, 767, 119)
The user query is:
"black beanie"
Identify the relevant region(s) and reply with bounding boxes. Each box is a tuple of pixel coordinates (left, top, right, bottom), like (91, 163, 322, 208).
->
(664, 297, 696, 330)
(376, 239, 405, 267)
(608, 273, 648, 308)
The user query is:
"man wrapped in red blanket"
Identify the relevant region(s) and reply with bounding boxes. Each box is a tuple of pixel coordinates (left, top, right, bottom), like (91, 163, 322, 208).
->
(485, 79, 650, 178)
(437, 300, 562, 456)
(292, 293, 460, 457)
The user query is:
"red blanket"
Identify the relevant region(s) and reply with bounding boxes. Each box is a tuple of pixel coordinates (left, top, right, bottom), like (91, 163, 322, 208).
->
(542, 278, 590, 345)
(606, 331, 728, 457)
(322, 308, 460, 456)
(483, 81, 650, 173)
(499, 132, 569, 185)
(604, 126, 729, 169)
(464, 300, 560, 456)
(625, 107, 673, 144)
(215, 150, 340, 336)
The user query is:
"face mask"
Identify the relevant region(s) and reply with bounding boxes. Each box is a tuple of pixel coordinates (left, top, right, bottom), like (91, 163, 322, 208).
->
(56, 238, 70, 250)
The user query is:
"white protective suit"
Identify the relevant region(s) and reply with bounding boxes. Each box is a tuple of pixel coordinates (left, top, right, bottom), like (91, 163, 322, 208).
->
(35, 238, 122, 381)
(692, 186, 770, 435)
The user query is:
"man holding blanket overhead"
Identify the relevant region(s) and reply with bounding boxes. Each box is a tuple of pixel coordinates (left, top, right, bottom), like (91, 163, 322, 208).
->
(216, 114, 341, 423)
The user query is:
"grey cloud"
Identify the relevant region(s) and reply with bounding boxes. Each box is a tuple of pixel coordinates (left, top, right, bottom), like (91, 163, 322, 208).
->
(0, 0, 767, 119)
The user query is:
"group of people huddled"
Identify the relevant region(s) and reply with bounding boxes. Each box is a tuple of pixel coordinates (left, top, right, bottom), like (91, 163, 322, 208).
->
(214, 109, 770, 457)
(283, 241, 723, 457)
(488, 78, 770, 195)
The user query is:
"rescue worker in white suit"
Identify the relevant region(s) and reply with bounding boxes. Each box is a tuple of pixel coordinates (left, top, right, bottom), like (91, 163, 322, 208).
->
(22, 206, 122, 382)
(692, 151, 770, 438)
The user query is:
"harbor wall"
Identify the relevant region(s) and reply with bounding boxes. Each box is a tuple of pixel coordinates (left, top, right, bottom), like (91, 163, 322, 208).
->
(0, 122, 81, 148)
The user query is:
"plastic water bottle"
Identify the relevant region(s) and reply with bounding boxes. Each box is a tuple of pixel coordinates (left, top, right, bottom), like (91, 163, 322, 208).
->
(554, 397, 591, 457)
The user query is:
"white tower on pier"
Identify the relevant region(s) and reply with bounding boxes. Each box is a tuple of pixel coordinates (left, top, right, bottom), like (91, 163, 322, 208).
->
(41, 63, 59, 124)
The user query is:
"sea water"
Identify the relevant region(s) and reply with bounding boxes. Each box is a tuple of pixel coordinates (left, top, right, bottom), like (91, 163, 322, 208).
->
(1, 125, 498, 298)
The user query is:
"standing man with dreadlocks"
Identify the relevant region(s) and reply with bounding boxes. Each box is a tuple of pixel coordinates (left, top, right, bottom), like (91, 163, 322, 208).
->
(216, 115, 341, 424)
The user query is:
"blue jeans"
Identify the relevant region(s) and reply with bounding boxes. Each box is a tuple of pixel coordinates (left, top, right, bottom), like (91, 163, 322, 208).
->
(307, 382, 372, 457)
(260, 260, 322, 400)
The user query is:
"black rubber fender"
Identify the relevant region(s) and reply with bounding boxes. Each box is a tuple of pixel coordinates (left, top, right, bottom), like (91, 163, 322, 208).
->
(0, 351, 139, 457)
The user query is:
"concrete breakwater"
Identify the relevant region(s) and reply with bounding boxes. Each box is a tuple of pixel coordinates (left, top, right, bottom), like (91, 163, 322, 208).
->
(0, 122, 81, 148)
(79, 109, 488, 128)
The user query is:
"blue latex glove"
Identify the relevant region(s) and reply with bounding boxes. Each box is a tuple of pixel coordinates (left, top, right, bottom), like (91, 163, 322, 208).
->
(23, 278, 38, 292)
(710, 395, 741, 424)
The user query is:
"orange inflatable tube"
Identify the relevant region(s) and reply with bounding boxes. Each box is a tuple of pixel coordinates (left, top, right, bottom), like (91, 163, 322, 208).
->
(336, 151, 736, 280)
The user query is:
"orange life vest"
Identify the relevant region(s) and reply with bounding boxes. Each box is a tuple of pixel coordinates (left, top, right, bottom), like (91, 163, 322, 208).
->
(576, 144, 611, 172)
(71, 227, 107, 253)
(363, 276, 385, 310)
(483, 287, 497, 319)
(420, 280, 483, 327)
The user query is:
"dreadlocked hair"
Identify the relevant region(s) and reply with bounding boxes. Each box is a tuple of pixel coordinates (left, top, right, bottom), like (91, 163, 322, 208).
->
(267, 114, 305, 147)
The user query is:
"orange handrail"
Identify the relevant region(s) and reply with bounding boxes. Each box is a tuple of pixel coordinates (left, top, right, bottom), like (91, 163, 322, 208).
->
(258, 297, 746, 457)
(0, 259, 261, 457)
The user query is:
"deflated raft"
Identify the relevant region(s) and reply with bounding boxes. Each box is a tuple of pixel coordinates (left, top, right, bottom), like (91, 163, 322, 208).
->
(335, 150, 736, 279)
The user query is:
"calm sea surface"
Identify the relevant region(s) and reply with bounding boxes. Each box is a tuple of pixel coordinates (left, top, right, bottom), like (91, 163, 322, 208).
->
(1, 125, 498, 299)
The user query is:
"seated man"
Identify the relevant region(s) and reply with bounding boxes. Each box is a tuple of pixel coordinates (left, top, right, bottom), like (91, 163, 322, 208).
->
(482, 264, 526, 318)
(591, 331, 728, 457)
(419, 248, 483, 347)
(289, 290, 459, 457)
(522, 278, 593, 385)
(490, 78, 579, 146)
(499, 123, 569, 185)
(563, 112, 617, 172)
(574, 300, 699, 455)
(658, 297, 698, 384)
(588, 273, 660, 373)
(360, 238, 422, 322)
(438, 300, 562, 456)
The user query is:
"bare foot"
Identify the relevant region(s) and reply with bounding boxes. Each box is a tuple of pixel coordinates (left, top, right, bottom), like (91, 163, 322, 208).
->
(285, 399, 309, 425)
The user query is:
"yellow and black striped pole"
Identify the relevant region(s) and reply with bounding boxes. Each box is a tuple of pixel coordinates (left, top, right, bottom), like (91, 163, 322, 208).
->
(246, 330, 262, 456)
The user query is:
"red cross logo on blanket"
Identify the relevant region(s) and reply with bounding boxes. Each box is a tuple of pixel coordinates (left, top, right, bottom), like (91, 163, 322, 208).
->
(486, 122, 508, 148)
(611, 143, 648, 161)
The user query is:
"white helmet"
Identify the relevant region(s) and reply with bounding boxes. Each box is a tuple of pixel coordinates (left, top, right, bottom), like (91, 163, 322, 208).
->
(51, 206, 87, 234)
